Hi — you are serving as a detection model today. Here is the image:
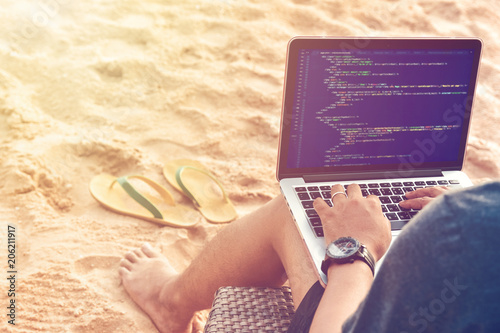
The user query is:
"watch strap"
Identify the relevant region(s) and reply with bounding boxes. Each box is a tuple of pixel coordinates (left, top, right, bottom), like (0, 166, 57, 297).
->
(356, 245, 375, 275)
(321, 243, 376, 276)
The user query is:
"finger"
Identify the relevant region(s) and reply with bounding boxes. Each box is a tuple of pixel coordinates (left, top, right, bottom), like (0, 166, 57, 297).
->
(346, 183, 362, 198)
(330, 184, 348, 204)
(313, 197, 331, 216)
(399, 197, 434, 210)
(404, 186, 448, 199)
(365, 194, 381, 205)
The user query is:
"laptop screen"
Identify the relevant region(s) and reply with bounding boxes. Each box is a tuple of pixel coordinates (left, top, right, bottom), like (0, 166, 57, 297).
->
(277, 38, 482, 180)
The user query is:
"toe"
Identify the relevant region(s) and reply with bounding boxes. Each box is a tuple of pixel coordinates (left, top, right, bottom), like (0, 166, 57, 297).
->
(142, 243, 161, 258)
(124, 251, 139, 263)
(134, 248, 146, 258)
(118, 266, 130, 278)
(120, 258, 133, 271)
(192, 312, 207, 332)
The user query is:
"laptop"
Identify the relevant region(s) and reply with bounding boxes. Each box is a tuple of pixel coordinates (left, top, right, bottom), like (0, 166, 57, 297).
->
(277, 37, 482, 284)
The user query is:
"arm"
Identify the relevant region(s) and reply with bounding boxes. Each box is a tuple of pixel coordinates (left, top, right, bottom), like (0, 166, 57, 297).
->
(309, 185, 449, 333)
(309, 183, 391, 333)
(310, 260, 374, 333)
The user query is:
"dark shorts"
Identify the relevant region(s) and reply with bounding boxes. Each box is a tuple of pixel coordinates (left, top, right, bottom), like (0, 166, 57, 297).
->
(286, 280, 325, 333)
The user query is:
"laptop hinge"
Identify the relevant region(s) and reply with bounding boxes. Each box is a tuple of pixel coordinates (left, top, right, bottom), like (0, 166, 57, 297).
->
(303, 169, 443, 183)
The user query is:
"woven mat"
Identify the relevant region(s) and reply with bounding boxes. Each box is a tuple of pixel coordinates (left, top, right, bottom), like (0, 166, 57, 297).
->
(204, 286, 295, 332)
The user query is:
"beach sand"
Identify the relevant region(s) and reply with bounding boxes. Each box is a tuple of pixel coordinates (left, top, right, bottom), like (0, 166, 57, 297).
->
(1, 0, 499, 331)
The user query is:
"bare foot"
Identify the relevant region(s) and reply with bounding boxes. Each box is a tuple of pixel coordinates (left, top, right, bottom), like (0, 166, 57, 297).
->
(119, 243, 195, 333)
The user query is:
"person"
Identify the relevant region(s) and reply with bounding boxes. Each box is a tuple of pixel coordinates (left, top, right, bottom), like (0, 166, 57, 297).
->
(118, 181, 500, 333)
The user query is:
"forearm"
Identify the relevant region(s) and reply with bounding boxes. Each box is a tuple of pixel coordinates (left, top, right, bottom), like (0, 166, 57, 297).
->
(309, 261, 373, 333)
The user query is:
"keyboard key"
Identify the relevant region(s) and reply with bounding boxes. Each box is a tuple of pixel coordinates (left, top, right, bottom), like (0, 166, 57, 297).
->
(398, 212, 411, 220)
(307, 186, 319, 191)
(379, 196, 391, 204)
(321, 191, 331, 199)
(385, 213, 399, 221)
(359, 184, 368, 188)
(391, 182, 403, 187)
(392, 188, 404, 195)
(325, 200, 333, 207)
(387, 204, 400, 212)
(381, 188, 393, 196)
(301, 201, 314, 209)
(368, 183, 380, 188)
(320, 185, 331, 191)
(310, 192, 322, 199)
(380, 183, 391, 187)
(391, 196, 403, 203)
(403, 187, 414, 193)
(426, 181, 437, 186)
(309, 218, 322, 227)
(314, 227, 324, 237)
(382, 205, 388, 213)
(361, 189, 369, 197)
(295, 187, 307, 192)
(449, 180, 460, 185)
(438, 180, 449, 185)
(414, 181, 426, 186)
(403, 181, 414, 186)
(298, 192, 310, 200)
(306, 209, 319, 218)
(391, 221, 407, 230)
(409, 211, 419, 218)
(368, 189, 381, 196)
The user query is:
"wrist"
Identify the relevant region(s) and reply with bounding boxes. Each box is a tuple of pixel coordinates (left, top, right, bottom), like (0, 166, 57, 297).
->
(322, 237, 376, 276)
(327, 259, 374, 278)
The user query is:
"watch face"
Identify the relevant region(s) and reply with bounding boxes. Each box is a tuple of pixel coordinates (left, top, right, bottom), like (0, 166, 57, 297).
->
(327, 237, 360, 259)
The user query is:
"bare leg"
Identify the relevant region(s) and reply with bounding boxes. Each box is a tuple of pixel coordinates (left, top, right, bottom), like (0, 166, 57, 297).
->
(119, 196, 318, 333)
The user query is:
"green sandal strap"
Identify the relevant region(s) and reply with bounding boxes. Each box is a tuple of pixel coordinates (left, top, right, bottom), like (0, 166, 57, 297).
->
(111, 175, 174, 219)
(175, 166, 229, 207)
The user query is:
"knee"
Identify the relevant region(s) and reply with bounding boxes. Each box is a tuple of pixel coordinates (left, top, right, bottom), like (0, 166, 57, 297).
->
(274, 195, 294, 223)
(264, 195, 296, 233)
(275, 194, 288, 211)
(266, 195, 290, 215)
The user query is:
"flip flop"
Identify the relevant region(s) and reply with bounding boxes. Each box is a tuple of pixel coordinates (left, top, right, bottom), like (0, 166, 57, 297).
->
(163, 159, 208, 193)
(89, 174, 199, 227)
(163, 159, 237, 223)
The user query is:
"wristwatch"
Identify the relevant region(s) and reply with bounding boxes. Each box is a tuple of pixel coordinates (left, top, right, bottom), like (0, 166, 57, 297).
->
(321, 237, 375, 276)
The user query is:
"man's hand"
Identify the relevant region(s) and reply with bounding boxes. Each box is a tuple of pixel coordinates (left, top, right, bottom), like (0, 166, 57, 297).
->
(399, 186, 449, 210)
(313, 184, 392, 262)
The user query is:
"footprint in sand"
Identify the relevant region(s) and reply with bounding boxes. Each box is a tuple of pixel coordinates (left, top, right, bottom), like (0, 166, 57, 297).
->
(71, 315, 138, 333)
(74, 255, 126, 303)
(93, 60, 124, 81)
(74, 255, 122, 275)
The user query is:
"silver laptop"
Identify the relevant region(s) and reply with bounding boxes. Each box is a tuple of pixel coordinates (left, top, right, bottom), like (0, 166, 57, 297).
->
(277, 37, 482, 284)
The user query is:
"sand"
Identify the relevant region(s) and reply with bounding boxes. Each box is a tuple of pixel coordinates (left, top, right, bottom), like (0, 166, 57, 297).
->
(0, 0, 499, 332)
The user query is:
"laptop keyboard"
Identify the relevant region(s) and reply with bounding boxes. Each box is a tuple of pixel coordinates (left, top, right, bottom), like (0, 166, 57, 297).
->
(294, 179, 461, 237)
